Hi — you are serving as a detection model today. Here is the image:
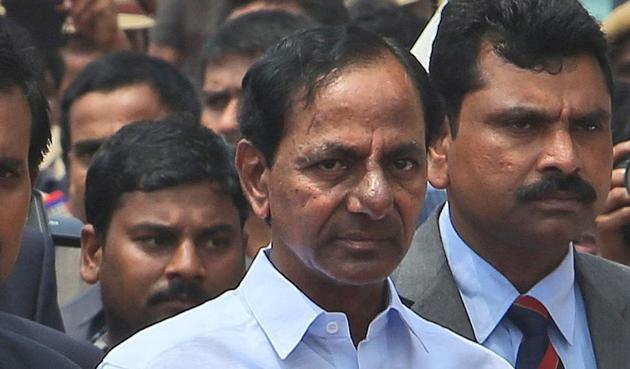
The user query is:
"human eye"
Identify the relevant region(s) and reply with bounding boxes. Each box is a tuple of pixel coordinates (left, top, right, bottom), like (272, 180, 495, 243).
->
(200, 237, 232, 251)
(507, 119, 533, 131)
(0, 166, 17, 180)
(135, 234, 172, 251)
(204, 93, 230, 111)
(575, 120, 602, 132)
(0, 161, 21, 186)
(316, 159, 348, 172)
(391, 158, 418, 172)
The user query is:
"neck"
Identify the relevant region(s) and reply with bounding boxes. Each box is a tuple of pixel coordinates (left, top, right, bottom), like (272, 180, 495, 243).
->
(449, 209, 570, 293)
(270, 247, 388, 346)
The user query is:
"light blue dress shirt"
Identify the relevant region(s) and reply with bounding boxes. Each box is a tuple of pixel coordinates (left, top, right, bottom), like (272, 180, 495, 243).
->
(439, 204, 597, 369)
(98, 247, 512, 369)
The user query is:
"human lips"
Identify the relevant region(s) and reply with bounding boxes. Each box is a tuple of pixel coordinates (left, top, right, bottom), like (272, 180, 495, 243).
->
(153, 294, 201, 312)
(335, 231, 396, 251)
(529, 191, 585, 211)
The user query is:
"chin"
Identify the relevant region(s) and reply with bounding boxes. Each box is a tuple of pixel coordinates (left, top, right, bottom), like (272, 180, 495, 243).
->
(327, 263, 394, 287)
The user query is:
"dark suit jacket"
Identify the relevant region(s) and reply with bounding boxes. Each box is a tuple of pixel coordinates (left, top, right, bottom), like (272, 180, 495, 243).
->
(392, 211, 630, 369)
(0, 325, 81, 369)
(0, 226, 64, 331)
(62, 284, 105, 344)
(0, 311, 103, 369)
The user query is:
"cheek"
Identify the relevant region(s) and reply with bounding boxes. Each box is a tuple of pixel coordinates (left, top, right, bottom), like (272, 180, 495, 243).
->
(68, 159, 88, 193)
(201, 252, 244, 292)
(101, 245, 165, 297)
(0, 191, 29, 278)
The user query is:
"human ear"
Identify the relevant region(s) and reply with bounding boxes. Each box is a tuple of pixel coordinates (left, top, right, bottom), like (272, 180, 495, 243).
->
(80, 224, 103, 284)
(235, 139, 271, 220)
(428, 121, 452, 189)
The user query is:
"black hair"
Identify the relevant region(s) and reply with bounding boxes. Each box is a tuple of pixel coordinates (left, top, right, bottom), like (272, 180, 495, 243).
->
(0, 18, 50, 173)
(85, 115, 248, 236)
(204, 10, 314, 66)
(229, 0, 349, 26)
(60, 51, 201, 164)
(430, 0, 613, 136)
(350, 3, 427, 50)
(239, 25, 443, 165)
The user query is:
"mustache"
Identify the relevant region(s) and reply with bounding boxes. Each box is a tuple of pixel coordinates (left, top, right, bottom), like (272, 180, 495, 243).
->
(515, 173, 597, 204)
(147, 279, 211, 306)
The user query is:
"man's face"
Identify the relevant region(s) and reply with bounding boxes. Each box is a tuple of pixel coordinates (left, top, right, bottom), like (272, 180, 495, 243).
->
(201, 55, 254, 144)
(0, 87, 32, 282)
(67, 83, 169, 221)
(83, 182, 245, 343)
(262, 56, 427, 288)
(434, 47, 612, 252)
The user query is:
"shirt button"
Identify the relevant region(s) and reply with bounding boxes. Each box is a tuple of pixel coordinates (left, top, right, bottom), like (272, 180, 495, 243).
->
(326, 321, 339, 334)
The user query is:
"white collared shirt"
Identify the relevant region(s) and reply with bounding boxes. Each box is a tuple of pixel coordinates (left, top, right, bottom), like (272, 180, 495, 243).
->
(439, 204, 597, 369)
(98, 247, 511, 369)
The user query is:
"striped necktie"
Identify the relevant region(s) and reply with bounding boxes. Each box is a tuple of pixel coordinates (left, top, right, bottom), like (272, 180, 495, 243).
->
(507, 295, 565, 369)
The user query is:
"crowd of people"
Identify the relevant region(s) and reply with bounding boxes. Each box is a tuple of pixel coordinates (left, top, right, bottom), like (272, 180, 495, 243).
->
(0, 0, 629, 368)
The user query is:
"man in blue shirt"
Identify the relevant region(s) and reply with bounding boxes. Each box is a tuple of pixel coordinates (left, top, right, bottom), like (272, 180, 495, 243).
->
(97, 25, 511, 369)
(394, 1, 630, 368)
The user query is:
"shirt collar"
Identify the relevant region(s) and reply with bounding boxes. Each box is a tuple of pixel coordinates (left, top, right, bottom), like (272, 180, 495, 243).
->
(238, 247, 323, 360)
(383, 278, 429, 353)
(238, 246, 426, 359)
(439, 204, 576, 345)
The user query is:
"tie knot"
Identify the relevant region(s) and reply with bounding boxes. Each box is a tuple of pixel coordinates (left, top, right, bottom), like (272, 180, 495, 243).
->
(508, 296, 551, 337)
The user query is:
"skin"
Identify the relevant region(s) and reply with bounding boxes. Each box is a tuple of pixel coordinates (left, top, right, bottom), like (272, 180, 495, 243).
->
(594, 140, 630, 265)
(430, 47, 613, 292)
(236, 54, 427, 345)
(67, 83, 169, 221)
(202, 54, 272, 257)
(0, 87, 33, 283)
(59, 0, 130, 51)
(201, 54, 254, 144)
(227, 1, 304, 21)
(80, 181, 246, 346)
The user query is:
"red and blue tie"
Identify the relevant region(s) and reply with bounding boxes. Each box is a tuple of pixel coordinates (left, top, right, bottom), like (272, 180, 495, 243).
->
(507, 295, 565, 369)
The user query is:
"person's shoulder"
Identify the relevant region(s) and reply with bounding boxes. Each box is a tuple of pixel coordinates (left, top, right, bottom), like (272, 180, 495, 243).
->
(0, 312, 102, 369)
(0, 325, 83, 369)
(101, 290, 253, 369)
(401, 307, 512, 368)
(576, 252, 630, 283)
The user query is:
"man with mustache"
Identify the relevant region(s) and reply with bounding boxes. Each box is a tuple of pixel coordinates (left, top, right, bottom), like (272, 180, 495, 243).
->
(394, 0, 630, 368)
(77, 115, 248, 350)
(96, 25, 512, 368)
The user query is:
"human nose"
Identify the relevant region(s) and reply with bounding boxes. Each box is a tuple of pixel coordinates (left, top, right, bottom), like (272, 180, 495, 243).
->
(164, 240, 206, 280)
(537, 127, 580, 175)
(216, 98, 239, 137)
(346, 166, 394, 220)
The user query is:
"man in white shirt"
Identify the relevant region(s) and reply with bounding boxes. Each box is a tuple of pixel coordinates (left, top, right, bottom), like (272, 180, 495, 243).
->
(97, 25, 512, 369)
(394, 0, 630, 368)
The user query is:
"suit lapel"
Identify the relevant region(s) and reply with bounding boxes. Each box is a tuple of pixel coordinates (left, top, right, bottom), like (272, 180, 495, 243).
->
(575, 254, 630, 369)
(392, 210, 475, 340)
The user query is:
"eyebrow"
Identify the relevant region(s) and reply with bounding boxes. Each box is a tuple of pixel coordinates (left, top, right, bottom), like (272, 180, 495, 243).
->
(571, 108, 610, 126)
(296, 142, 362, 166)
(202, 90, 230, 100)
(128, 223, 237, 237)
(486, 106, 611, 127)
(72, 139, 105, 155)
(384, 142, 426, 159)
(486, 106, 555, 125)
(0, 157, 24, 172)
(296, 141, 425, 166)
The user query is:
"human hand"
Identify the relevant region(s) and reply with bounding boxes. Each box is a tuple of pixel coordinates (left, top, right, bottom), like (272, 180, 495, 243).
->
(595, 140, 630, 265)
(59, 0, 130, 51)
